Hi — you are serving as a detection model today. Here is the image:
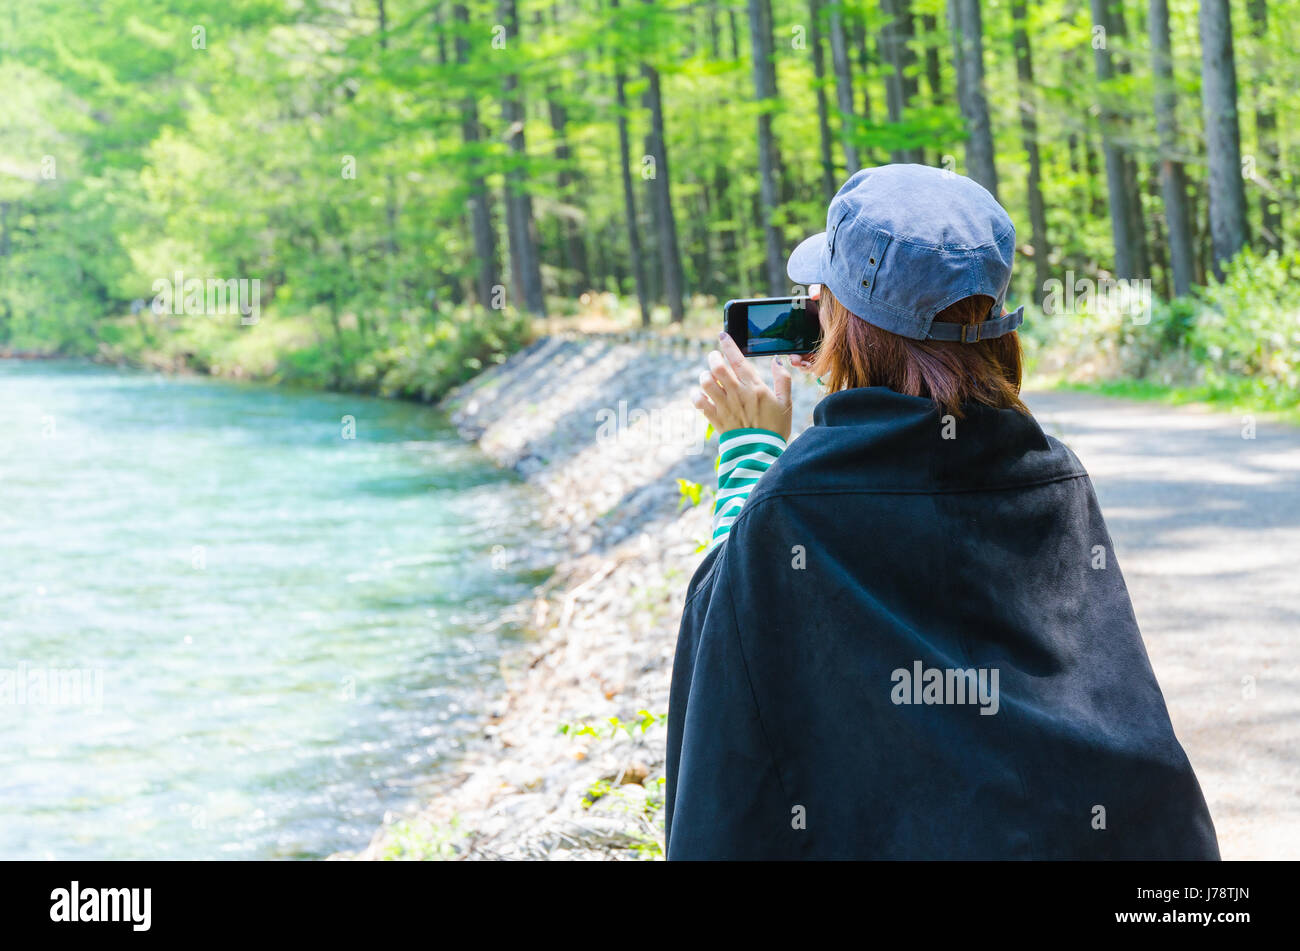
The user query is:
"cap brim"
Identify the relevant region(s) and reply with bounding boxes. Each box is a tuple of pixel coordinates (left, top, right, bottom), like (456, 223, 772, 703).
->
(786, 232, 827, 285)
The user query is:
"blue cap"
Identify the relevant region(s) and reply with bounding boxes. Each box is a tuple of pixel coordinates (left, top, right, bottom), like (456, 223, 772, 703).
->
(786, 164, 1025, 343)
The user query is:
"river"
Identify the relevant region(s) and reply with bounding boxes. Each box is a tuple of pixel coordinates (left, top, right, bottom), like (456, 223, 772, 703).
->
(0, 360, 544, 859)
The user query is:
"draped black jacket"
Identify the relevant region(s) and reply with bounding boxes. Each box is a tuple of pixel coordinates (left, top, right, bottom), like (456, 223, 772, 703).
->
(665, 386, 1219, 860)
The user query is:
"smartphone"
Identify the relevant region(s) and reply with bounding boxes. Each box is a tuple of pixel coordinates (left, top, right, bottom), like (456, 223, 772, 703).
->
(723, 296, 821, 357)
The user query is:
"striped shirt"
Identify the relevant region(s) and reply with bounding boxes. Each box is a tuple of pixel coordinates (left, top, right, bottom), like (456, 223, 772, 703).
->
(709, 428, 787, 549)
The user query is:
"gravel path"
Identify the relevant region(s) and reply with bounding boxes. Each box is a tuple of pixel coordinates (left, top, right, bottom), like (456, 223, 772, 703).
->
(1026, 390, 1300, 860)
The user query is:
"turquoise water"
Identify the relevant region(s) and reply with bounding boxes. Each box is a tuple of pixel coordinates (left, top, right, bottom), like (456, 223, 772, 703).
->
(0, 361, 543, 859)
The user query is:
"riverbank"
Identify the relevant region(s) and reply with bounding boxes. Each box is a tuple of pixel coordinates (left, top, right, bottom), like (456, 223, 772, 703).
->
(28, 304, 534, 404)
(341, 332, 823, 859)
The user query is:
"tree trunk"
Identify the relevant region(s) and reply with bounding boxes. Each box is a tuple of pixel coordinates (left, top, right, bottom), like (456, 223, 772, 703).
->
(810, 0, 838, 198)
(748, 0, 786, 293)
(1108, 1, 1150, 279)
(378, 0, 399, 332)
(611, 0, 651, 325)
(880, 0, 923, 164)
(1246, 0, 1281, 249)
(500, 0, 546, 315)
(828, 4, 859, 172)
(0, 201, 10, 337)
(544, 104, 588, 288)
(1088, 0, 1139, 279)
(921, 13, 944, 167)
(948, 0, 999, 197)
(1010, 0, 1050, 305)
(1199, 0, 1249, 277)
(640, 10, 685, 321)
(852, 16, 874, 137)
(1148, 159, 1171, 301)
(454, 3, 499, 310)
(1083, 119, 1104, 218)
(1149, 0, 1195, 296)
(544, 6, 590, 295)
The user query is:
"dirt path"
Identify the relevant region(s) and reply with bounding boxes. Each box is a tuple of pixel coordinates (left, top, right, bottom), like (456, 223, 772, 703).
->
(1026, 390, 1300, 860)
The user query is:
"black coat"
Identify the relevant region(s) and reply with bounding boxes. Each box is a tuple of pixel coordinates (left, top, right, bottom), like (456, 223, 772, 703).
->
(666, 386, 1219, 860)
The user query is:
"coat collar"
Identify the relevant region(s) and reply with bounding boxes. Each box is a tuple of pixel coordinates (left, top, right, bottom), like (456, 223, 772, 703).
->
(813, 386, 940, 428)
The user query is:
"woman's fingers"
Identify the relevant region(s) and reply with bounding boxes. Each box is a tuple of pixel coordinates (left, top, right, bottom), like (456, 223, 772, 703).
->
(698, 369, 726, 406)
(771, 357, 792, 407)
(707, 348, 743, 390)
(698, 369, 741, 430)
(717, 332, 762, 385)
(690, 388, 721, 429)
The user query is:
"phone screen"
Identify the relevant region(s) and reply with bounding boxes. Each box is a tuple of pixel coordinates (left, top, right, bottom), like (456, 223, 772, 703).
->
(724, 297, 821, 356)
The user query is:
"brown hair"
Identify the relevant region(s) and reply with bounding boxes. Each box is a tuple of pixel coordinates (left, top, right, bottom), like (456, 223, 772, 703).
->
(809, 289, 1028, 418)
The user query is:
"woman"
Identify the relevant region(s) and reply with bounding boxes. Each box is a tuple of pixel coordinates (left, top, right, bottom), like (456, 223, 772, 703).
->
(666, 164, 1219, 860)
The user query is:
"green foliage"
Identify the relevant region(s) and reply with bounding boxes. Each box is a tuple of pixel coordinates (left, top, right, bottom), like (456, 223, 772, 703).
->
(676, 477, 704, 509)
(1192, 249, 1300, 405)
(580, 775, 667, 858)
(2, 0, 1296, 421)
(1030, 249, 1300, 417)
(0, 0, 538, 397)
(557, 709, 668, 740)
(581, 777, 616, 807)
(559, 710, 668, 859)
(375, 815, 464, 861)
(672, 474, 713, 551)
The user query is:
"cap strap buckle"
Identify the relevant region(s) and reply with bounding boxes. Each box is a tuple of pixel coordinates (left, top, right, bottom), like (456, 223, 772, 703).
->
(960, 323, 982, 344)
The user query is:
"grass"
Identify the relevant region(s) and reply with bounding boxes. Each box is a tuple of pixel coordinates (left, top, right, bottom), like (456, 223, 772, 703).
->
(374, 815, 464, 861)
(1037, 374, 1300, 428)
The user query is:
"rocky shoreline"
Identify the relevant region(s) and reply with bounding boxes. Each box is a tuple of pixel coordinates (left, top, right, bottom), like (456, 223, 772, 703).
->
(344, 332, 823, 860)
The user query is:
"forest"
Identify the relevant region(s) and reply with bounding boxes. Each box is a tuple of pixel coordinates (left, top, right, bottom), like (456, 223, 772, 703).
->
(1, 0, 1296, 409)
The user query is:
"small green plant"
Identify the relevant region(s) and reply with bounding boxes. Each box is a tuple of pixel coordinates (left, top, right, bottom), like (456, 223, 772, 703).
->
(676, 477, 704, 509)
(674, 474, 716, 552)
(580, 777, 667, 859)
(558, 711, 669, 859)
(557, 709, 668, 739)
(581, 778, 615, 808)
(376, 815, 463, 861)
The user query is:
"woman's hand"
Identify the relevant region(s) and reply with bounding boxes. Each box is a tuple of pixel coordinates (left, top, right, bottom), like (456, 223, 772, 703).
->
(691, 332, 793, 442)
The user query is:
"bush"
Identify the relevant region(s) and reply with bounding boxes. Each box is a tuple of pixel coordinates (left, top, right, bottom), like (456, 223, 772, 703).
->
(1026, 249, 1300, 413)
(1191, 248, 1300, 404)
(368, 306, 533, 402)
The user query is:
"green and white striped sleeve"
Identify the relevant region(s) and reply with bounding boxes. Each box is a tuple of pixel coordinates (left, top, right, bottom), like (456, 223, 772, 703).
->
(709, 428, 787, 549)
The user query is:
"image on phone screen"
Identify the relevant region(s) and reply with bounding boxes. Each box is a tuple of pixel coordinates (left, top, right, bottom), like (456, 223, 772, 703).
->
(744, 300, 819, 355)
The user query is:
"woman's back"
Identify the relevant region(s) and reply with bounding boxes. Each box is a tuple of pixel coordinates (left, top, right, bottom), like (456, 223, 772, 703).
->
(676, 165, 1218, 859)
(666, 386, 1219, 859)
